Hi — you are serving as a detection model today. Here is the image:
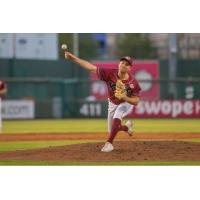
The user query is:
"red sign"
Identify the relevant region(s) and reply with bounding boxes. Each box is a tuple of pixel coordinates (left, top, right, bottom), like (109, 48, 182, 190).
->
(129, 100, 200, 118)
(90, 60, 159, 100)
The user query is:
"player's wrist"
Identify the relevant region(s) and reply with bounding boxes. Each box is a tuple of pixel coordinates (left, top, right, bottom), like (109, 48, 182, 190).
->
(121, 94, 127, 100)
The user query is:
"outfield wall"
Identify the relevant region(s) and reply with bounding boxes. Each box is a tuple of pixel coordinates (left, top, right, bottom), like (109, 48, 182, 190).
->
(1, 99, 200, 119)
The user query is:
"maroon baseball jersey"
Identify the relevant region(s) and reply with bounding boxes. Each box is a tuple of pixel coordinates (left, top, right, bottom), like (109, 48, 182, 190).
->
(0, 80, 6, 99)
(97, 67, 141, 105)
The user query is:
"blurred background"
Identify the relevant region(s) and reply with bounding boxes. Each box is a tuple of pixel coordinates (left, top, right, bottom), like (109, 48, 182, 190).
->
(0, 33, 200, 119)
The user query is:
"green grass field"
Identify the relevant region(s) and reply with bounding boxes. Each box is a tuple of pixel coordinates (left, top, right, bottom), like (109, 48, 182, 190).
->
(2, 119, 200, 134)
(1, 160, 200, 166)
(0, 119, 200, 166)
(0, 140, 98, 152)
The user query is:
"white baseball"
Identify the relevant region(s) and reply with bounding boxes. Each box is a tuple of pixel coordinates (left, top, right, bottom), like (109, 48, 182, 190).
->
(61, 44, 68, 50)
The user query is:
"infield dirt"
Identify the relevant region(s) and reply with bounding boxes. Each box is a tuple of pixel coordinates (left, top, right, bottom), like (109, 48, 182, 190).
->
(0, 141, 200, 162)
(0, 132, 200, 162)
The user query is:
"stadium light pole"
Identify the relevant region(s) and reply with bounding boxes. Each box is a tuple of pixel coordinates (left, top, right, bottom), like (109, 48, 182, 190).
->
(168, 33, 177, 99)
(73, 33, 79, 57)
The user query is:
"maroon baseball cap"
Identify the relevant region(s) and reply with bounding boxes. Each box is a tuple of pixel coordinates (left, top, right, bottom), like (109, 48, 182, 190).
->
(120, 56, 133, 66)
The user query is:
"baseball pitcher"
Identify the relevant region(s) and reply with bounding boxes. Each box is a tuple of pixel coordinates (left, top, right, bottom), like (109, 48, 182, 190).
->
(64, 52, 141, 152)
(0, 80, 7, 132)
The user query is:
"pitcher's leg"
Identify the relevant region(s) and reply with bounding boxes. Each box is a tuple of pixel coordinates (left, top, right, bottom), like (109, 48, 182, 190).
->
(114, 102, 134, 120)
(107, 100, 118, 133)
(102, 102, 134, 152)
(107, 118, 120, 143)
(101, 101, 117, 152)
(115, 102, 134, 133)
(107, 112, 114, 133)
(107, 102, 133, 143)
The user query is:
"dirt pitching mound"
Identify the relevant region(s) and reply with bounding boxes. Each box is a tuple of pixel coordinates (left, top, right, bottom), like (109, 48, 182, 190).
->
(0, 141, 200, 162)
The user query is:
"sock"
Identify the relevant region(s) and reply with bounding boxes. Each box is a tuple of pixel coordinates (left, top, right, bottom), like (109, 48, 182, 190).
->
(108, 118, 129, 143)
(107, 118, 121, 143)
(120, 125, 128, 132)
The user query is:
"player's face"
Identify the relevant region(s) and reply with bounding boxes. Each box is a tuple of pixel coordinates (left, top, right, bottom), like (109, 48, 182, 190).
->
(118, 60, 131, 73)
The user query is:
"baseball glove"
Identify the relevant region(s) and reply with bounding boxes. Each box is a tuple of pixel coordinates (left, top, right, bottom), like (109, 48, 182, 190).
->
(114, 80, 127, 100)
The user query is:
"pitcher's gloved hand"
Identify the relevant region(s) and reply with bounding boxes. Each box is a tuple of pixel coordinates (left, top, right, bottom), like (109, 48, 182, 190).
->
(114, 80, 127, 100)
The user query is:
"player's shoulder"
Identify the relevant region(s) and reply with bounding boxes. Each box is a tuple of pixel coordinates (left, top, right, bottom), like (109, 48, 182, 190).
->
(132, 78, 140, 86)
(128, 74, 140, 86)
(109, 68, 118, 74)
(100, 67, 116, 71)
(127, 73, 135, 82)
(98, 67, 117, 74)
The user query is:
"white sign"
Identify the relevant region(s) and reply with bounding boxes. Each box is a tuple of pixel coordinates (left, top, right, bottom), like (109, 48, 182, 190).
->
(0, 33, 14, 58)
(0, 33, 58, 60)
(80, 103, 102, 117)
(135, 70, 153, 92)
(130, 100, 200, 118)
(15, 33, 58, 60)
(2, 100, 35, 119)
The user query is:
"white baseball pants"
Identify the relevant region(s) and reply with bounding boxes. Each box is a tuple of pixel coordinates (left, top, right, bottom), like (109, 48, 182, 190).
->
(107, 99, 134, 133)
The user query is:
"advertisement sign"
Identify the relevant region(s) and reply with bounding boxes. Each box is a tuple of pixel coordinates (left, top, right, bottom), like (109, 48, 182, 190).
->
(130, 100, 200, 118)
(90, 60, 159, 100)
(2, 100, 35, 119)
